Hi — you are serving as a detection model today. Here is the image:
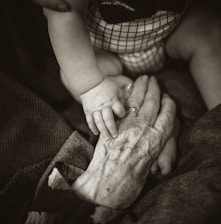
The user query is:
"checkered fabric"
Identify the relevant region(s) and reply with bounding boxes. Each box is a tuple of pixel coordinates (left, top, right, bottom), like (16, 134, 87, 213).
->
(86, 1, 188, 75)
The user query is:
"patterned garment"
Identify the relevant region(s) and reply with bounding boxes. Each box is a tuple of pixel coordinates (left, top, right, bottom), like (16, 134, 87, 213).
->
(86, 0, 188, 75)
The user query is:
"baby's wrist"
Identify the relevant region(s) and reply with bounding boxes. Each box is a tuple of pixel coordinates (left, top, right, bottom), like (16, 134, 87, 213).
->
(80, 77, 105, 96)
(61, 68, 105, 96)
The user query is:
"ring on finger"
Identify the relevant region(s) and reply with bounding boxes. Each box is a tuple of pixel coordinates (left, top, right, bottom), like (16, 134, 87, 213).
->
(128, 106, 139, 116)
(125, 83, 133, 90)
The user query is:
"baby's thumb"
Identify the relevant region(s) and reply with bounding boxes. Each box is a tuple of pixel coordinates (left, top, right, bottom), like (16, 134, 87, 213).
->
(112, 101, 126, 118)
(119, 83, 133, 105)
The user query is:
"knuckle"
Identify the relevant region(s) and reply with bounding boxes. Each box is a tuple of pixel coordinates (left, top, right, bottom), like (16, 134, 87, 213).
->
(143, 114, 152, 122)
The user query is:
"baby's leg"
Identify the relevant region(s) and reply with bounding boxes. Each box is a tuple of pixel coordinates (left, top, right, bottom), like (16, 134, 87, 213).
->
(165, 1, 221, 110)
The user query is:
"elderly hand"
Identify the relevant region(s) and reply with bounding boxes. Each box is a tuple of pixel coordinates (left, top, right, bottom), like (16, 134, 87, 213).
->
(33, 0, 71, 11)
(72, 75, 176, 210)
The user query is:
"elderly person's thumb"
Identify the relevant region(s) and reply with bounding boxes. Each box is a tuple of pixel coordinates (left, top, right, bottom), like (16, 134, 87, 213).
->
(33, 0, 71, 11)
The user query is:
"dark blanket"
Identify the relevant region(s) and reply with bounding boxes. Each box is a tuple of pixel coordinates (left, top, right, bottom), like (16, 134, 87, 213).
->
(0, 0, 220, 223)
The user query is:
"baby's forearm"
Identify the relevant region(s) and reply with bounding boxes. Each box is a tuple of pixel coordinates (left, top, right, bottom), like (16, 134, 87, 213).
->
(44, 8, 104, 96)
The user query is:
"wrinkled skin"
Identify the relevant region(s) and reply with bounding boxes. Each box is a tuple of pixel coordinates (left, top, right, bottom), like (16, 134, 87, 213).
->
(72, 75, 176, 209)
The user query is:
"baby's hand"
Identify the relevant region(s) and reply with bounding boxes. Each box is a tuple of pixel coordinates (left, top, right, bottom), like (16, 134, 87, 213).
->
(80, 79, 125, 140)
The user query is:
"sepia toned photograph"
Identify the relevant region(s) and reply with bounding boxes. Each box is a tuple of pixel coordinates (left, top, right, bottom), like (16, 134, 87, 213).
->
(0, 0, 221, 223)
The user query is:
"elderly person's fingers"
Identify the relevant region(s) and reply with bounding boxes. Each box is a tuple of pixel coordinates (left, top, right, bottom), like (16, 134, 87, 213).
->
(158, 136, 177, 175)
(153, 94, 176, 144)
(150, 95, 177, 175)
(151, 135, 177, 175)
(125, 75, 148, 117)
(146, 93, 176, 159)
(150, 159, 158, 174)
(33, 0, 71, 11)
(138, 76, 161, 126)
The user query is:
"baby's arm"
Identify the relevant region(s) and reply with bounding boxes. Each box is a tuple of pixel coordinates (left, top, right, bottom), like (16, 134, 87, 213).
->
(44, 1, 125, 139)
(43, 0, 104, 96)
(166, 1, 221, 110)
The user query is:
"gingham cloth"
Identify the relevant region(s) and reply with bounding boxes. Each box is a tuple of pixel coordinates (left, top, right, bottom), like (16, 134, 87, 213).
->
(86, 1, 188, 75)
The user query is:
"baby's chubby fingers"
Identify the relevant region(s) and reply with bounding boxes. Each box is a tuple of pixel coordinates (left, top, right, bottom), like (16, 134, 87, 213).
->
(102, 107, 118, 138)
(85, 114, 99, 135)
(93, 110, 111, 141)
(112, 100, 126, 119)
